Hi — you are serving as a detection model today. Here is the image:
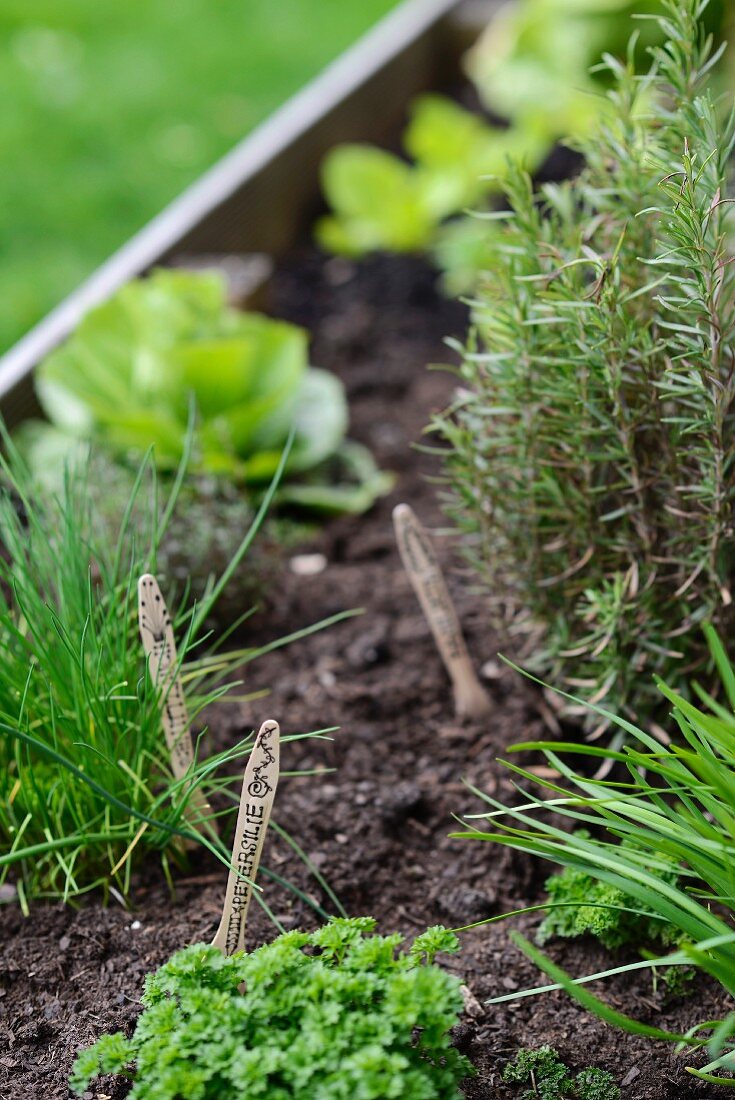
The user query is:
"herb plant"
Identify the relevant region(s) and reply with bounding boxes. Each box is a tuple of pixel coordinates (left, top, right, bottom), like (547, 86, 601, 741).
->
(317, 3, 728, 297)
(70, 917, 472, 1099)
(0, 436, 337, 906)
(433, 0, 735, 718)
(23, 268, 390, 515)
(503, 1046, 620, 1100)
(456, 626, 735, 1083)
(539, 834, 679, 950)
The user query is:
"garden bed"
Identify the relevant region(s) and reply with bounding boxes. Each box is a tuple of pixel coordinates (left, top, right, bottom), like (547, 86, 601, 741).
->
(0, 246, 730, 1100)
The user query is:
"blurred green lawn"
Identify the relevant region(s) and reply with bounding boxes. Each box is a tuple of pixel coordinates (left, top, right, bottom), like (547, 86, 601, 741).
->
(0, 0, 398, 354)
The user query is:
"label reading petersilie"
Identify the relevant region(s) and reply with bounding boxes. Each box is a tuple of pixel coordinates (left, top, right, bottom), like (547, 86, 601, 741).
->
(212, 720, 280, 956)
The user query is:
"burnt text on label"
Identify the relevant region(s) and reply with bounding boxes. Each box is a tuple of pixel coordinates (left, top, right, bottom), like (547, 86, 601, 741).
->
(393, 504, 491, 720)
(138, 573, 214, 833)
(138, 573, 196, 776)
(212, 719, 280, 956)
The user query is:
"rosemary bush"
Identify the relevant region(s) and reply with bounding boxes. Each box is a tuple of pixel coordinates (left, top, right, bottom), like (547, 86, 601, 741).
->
(456, 627, 735, 1083)
(0, 437, 335, 907)
(433, 0, 735, 717)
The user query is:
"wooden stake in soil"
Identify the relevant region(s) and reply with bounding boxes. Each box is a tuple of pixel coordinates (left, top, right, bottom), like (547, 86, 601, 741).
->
(212, 719, 280, 955)
(138, 573, 213, 828)
(392, 504, 491, 720)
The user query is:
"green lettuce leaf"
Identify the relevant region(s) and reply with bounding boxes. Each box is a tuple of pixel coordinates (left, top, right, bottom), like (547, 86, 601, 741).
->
(25, 268, 388, 515)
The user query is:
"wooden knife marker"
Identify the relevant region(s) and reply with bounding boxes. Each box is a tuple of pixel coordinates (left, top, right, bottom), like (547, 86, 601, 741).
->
(138, 572, 213, 827)
(212, 719, 280, 956)
(393, 504, 491, 720)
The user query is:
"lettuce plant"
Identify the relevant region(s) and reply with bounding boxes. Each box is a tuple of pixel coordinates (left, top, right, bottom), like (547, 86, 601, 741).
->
(24, 268, 390, 514)
(317, 4, 728, 295)
(456, 627, 735, 1084)
(433, 0, 735, 718)
(465, 0, 723, 150)
(316, 94, 546, 258)
(70, 917, 472, 1099)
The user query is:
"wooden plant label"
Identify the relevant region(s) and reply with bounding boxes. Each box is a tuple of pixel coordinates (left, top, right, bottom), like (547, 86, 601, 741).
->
(212, 719, 280, 955)
(138, 573, 213, 827)
(393, 504, 491, 720)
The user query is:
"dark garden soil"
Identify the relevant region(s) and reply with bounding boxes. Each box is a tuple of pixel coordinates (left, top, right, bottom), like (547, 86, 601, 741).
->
(1, 249, 732, 1100)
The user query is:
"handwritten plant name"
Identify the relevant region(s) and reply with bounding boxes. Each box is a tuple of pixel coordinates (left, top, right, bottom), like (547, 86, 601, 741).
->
(213, 720, 279, 957)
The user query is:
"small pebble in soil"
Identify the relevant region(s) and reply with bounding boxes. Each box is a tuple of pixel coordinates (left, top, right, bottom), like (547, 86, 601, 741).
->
(289, 553, 327, 576)
(460, 984, 485, 1018)
(130, 920, 141, 930)
(435, 886, 497, 925)
(323, 257, 355, 287)
(378, 782, 427, 829)
(369, 420, 405, 452)
(345, 619, 391, 668)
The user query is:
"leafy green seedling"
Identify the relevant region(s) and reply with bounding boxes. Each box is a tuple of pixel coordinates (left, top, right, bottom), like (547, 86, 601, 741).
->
(539, 835, 680, 951)
(316, 94, 543, 258)
(503, 1047, 619, 1100)
(70, 917, 473, 1099)
(21, 267, 390, 515)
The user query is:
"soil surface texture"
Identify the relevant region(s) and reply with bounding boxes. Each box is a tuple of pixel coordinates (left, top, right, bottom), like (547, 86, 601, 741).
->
(1, 248, 732, 1100)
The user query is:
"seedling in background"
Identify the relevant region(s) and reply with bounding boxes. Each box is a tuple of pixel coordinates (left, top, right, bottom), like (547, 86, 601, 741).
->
(138, 573, 214, 832)
(393, 503, 490, 720)
(503, 1046, 620, 1100)
(212, 720, 280, 956)
(22, 268, 390, 516)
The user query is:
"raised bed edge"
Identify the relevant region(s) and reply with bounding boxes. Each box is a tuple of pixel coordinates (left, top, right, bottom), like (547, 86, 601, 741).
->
(0, 0, 500, 427)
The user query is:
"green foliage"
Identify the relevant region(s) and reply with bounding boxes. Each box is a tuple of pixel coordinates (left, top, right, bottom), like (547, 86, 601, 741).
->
(22, 268, 390, 515)
(0, 435, 329, 905)
(503, 1046, 619, 1100)
(433, 0, 735, 717)
(539, 833, 679, 950)
(574, 1068, 621, 1100)
(0, 0, 398, 355)
(467, 0, 725, 150)
(84, 452, 312, 619)
(456, 626, 735, 1080)
(315, 94, 544, 258)
(70, 917, 472, 1099)
(317, 2, 729, 295)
